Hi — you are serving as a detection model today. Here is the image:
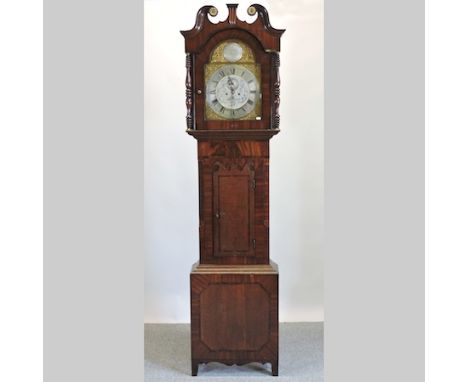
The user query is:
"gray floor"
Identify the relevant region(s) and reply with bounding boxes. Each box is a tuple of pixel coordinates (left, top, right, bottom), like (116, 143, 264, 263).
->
(145, 322, 323, 382)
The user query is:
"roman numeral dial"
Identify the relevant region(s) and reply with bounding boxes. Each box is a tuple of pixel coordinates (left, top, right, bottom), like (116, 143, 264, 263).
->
(205, 64, 260, 120)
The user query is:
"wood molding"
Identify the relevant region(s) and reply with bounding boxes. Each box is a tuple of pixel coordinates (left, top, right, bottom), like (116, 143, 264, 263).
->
(187, 129, 280, 141)
(192, 260, 278, 274)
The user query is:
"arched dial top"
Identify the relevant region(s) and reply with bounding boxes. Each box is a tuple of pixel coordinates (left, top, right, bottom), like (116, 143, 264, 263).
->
(205, 39, 261, 121)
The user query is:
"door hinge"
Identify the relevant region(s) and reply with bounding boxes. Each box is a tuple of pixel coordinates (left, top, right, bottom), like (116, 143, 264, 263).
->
(252, 238, 256, 249)
(251, 179, 256, 190)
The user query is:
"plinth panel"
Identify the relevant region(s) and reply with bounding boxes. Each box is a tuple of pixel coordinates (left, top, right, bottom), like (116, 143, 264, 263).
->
(190, 262, 278, 376)
(200, 283, 269, 351)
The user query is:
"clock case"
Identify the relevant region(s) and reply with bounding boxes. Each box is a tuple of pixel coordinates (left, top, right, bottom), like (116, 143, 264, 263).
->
(181, 3, 284, 376)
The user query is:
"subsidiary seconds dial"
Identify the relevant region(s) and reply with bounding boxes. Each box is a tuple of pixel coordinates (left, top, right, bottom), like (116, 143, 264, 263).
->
(205, 64, 260, 119)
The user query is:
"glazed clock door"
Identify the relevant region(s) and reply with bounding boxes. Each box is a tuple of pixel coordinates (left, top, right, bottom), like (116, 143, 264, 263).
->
(212, 162, 255, 257)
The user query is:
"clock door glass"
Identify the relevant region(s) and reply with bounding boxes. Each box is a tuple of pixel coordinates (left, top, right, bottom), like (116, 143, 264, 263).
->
(205, 40, 261, 121)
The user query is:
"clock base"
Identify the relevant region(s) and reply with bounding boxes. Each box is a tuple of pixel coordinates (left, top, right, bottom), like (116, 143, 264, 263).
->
(191, 359, 278, 377)
(190, 261, 279, 376)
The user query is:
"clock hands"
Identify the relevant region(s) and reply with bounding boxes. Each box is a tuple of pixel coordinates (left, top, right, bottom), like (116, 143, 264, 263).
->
(227, 76, 235, 90)
(226, 76, 237, 107)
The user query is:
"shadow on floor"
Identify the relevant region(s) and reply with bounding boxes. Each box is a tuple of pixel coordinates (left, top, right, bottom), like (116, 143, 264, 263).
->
(144, 322, 323, 381)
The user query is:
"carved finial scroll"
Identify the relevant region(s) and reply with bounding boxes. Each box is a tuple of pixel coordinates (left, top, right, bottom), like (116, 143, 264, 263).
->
(247, 6, 257, 16)
(181, 4, 285, 53)
(272, 52, 281, 129)
(185, 54, 194, 129)
(208, 6, 218, 17)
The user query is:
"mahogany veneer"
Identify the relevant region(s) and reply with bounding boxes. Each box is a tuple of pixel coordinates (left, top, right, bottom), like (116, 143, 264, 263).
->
(181, 3, 284, 376)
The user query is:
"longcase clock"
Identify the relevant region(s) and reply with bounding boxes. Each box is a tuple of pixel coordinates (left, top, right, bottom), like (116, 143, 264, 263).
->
(181, 4, 284, 376)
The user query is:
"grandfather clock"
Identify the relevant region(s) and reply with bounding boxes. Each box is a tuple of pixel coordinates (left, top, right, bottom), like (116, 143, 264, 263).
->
(181, 4, 285, 376)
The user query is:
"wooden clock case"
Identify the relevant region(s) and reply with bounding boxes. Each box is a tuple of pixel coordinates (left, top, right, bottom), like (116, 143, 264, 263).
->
(181, 4, 284, 376)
